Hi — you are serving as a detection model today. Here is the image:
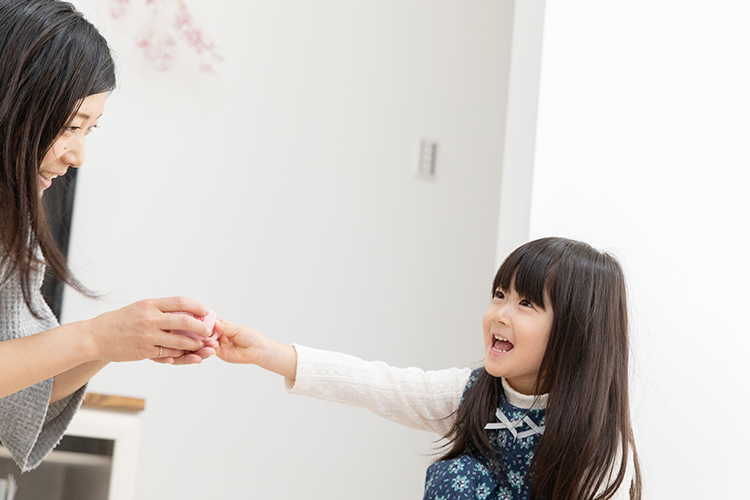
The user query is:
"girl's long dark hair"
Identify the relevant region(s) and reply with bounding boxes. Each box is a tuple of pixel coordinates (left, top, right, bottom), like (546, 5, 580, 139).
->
(0, 0, 116, 315)
(438, 237, 642, 500)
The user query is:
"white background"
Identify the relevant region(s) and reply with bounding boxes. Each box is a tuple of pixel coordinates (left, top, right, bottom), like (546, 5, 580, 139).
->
(61, 0, 749, 498)
(66, 0, 513, 498)
(530, 2, 750, 498)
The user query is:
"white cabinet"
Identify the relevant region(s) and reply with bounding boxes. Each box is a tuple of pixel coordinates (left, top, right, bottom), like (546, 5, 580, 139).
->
(0, 394, 144, 500)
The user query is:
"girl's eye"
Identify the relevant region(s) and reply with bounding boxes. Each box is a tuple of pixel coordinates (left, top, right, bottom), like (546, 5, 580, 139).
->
(519, 299, 533, 308)
(494, 289, 505, 300)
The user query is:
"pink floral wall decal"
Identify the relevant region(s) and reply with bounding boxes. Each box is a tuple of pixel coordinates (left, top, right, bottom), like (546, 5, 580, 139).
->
(110, 0, 222, 73)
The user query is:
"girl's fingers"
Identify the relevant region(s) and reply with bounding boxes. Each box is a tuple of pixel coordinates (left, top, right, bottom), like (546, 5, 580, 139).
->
(214, 317, 232, 335)
(214, 318, 243, 341)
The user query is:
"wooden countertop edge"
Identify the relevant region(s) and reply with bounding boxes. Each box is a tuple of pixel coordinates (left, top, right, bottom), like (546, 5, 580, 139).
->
(83, 393, 145, 412)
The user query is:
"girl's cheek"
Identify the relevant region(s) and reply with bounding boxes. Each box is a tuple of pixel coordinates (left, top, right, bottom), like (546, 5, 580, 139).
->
(482, 311, 493, 332)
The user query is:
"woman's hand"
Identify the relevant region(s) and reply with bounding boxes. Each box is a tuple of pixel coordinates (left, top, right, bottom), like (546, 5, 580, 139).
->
(214, 319, 297, 380)
(0, 296, 217, 400)
(84, 296, 215, 363)
(152, 346, 216, 365)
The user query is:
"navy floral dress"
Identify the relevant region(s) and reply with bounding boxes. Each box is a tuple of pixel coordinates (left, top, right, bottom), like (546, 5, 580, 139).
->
(423, 369, 546, 500)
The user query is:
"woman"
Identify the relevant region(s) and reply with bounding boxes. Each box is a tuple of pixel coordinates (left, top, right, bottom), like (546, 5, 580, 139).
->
(0, 0, 215, 471)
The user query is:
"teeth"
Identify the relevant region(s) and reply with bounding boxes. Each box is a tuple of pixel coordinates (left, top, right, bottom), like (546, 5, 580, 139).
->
(493, 334, 509, 342)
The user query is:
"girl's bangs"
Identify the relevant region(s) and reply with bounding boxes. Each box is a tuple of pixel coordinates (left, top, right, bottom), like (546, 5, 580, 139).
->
(493, 242, 558, 309)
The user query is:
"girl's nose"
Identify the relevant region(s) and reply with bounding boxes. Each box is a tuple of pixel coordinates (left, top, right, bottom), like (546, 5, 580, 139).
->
(492, 304, 509, 324)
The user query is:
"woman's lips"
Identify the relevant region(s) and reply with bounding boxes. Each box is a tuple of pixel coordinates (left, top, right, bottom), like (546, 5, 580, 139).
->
(38, 173, 52, 190)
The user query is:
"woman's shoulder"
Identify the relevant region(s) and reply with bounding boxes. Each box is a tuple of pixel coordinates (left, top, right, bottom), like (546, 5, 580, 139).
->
(0, 253, 16, 293)
(0, 242, 45, 289)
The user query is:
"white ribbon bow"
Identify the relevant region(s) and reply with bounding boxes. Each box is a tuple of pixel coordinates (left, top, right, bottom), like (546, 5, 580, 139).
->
(484, 408, 545, 441)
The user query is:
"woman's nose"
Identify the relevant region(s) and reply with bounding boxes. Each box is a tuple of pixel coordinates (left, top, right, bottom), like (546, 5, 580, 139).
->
(59, 134, 85, 168)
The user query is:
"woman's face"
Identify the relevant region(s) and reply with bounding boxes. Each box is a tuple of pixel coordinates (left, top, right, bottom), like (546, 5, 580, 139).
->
(38, 92, 108, 195)
(483, 283, 554, 395)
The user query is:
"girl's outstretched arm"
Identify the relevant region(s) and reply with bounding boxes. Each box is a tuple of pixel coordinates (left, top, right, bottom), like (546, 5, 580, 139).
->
(213, 319, 470, 435)
(213, 319, 297, 381)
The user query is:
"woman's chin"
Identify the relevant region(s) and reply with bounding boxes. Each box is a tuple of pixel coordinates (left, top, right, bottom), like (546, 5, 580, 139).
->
(38, 174, 52, 193)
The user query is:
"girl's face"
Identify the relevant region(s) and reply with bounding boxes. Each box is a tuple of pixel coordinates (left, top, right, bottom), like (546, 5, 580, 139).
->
(38, 92, 108, 195)
(483, 283, 553, 395)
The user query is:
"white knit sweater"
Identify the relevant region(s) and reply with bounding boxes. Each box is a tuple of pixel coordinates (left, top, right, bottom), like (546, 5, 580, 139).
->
(286, 344, 635, 499)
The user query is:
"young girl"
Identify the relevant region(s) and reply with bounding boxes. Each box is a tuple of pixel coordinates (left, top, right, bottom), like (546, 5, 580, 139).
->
(0, 0, 215, 471)
(214, 237, 642, 499)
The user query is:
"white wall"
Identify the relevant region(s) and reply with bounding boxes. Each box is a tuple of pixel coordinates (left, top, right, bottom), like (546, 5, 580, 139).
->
(530, 1, 750, 498)
(64, 1, 514, 498)
(61, 1, 747, 498)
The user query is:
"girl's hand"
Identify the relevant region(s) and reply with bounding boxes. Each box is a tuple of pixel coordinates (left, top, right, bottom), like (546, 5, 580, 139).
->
(214, 319, 297, 380)
(213, 319, 266, 365)
(85, 296, 214, 363)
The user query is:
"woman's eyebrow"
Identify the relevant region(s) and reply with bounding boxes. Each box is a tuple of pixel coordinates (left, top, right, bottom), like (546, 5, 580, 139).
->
(75, 112, 103, 120)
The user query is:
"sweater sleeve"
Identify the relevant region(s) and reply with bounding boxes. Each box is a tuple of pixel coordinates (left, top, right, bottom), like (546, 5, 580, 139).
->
(0, 382, 86, 472)
(0, 255, 87, 471)
(286, 344, 472, 437)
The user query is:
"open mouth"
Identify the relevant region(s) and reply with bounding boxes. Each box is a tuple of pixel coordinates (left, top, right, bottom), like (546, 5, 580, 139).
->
(491, 334, 514, 352)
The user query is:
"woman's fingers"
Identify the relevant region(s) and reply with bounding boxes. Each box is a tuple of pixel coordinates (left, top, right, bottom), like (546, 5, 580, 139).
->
(155, 331, 203, 351)
(160, 311, 213, 338)
(156, 346, 184, 359)
(90, 296, 218, 363)
(154, 343, 216, 364)
(173, 353, 204, 365)
(152, 296, 208, 317)
(163, 350, 210, 365)
(203, 338, 219, 348)
(192, 346, 217, 359)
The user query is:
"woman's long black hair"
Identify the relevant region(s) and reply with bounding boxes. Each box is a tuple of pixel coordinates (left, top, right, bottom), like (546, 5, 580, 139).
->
(438, 237, 642, 499)
(0, 0, 116, 315)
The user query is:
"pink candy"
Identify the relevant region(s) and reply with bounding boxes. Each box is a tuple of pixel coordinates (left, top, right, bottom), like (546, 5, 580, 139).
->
(171, 309, 219, 344)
